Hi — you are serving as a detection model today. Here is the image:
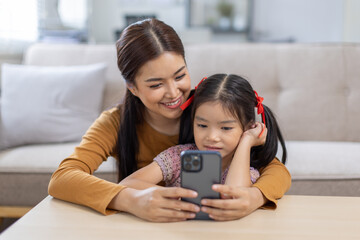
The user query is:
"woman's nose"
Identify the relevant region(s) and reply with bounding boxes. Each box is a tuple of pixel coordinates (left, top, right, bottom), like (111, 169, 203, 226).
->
(165, 80, 178, 98)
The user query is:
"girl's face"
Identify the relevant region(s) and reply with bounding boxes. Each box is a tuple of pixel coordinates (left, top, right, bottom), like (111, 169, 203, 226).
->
(194, 101, 244, 163)
(129, 52, 191, 122)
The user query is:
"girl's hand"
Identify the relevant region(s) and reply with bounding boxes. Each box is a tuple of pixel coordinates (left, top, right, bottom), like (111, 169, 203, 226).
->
(241, 122, 267, 147)
(112, 186, 200, 222)
(200, 184, 266, 221)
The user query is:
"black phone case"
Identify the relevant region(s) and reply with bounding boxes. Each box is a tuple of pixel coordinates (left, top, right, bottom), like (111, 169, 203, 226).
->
(180, 150, 222, 220)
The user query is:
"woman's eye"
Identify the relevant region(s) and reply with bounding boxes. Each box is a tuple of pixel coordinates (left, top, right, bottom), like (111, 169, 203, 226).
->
(149, 83, 161, 88)
(175, 73, 186, 80)
(197, 124, 207, 128)
(222, 127, 233, 130)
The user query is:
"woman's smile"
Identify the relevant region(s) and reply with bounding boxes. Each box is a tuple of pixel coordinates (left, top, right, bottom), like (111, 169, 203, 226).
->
(161, 96, 182, 109)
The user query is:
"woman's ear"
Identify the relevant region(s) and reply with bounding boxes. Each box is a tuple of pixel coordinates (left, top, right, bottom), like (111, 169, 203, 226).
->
(127, 84, 137, 96)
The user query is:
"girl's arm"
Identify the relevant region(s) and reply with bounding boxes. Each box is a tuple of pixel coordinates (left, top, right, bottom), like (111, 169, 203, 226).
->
(119, 162, 164, 190)
(224, 140, 252, 187)
(225, 123, 266, 188)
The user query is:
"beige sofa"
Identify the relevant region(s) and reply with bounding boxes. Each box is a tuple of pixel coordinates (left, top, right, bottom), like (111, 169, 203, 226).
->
(1, 43, 360, 214)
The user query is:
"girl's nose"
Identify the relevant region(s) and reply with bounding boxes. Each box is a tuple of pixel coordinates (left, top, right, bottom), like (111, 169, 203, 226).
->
(207, 130, 220, 142)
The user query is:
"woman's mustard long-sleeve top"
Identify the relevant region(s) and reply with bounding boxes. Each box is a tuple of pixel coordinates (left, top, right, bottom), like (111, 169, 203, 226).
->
(48, 107, 291, 215)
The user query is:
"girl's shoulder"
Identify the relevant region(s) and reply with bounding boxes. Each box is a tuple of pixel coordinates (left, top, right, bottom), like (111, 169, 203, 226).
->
(155, 143, 197, 160)
(165, 143, 197, 154)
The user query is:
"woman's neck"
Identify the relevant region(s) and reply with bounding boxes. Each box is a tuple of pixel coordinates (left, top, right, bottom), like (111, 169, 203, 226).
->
(144, 110, 180, 136)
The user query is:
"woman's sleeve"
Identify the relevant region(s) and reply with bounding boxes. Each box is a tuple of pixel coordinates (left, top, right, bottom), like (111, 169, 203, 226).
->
(252, 158, 292, 209)
(48, 108, 125, 215)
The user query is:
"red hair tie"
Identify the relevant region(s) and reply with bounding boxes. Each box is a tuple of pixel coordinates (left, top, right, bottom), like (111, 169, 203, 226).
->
(180, 77, 207, 110)
(254, 90, 266, 138)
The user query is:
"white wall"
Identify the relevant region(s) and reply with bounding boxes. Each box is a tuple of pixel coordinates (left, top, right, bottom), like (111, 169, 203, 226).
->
(88, 0, 119, 43)
(88, 0, 360, 44)
(88, 0, 187, 43)
(343, 0, 360, 42)
(252, 0, 348, 43)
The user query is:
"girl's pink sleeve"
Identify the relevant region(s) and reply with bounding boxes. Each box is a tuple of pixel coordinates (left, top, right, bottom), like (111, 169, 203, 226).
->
(153, 144, 195, 187)
(250, 167, 260, 184)
(153, 145, 182, 186)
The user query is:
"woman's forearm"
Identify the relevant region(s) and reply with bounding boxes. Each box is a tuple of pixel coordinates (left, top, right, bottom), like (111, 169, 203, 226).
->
(108, 187, 132, 211)
(249, 186, 267, 208)
(119, 179, 160, 190)
(108, 186, 200, 222)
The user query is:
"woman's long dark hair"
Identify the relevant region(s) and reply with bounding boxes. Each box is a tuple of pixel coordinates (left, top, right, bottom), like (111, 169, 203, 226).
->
(115, 18, 186, 181)
(192, 74, 287, 169)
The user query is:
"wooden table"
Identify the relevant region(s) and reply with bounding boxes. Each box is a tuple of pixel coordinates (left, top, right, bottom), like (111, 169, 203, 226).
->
(1, 195, 359, 240)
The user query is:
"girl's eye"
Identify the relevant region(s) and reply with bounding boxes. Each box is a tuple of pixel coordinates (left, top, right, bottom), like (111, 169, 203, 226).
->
(149, 83, 162, 89)
(175, 73, 186, 80)
(222, 127, 233, 130)
(197, 124, 207, 128)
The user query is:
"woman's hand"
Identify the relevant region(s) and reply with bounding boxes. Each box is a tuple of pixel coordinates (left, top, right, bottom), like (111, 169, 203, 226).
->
(200, 184, 266, 221)
(241, 122, 267, 147)
(110, 186, 200, 222)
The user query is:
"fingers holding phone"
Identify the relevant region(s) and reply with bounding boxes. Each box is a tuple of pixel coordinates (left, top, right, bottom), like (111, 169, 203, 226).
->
(120, 186, 200, 222)
(200, 185, 264, 221)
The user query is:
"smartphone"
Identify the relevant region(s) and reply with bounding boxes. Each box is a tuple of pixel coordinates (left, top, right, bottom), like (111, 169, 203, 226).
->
(180, 150, 222, 220)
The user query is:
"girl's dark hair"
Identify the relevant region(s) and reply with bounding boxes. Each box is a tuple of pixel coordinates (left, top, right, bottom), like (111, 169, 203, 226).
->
(192, 74, 287, 169)
(115, 18, 186, 181)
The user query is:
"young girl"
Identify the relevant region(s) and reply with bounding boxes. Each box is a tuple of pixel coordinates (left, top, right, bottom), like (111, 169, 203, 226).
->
(120, 74, 287, 202)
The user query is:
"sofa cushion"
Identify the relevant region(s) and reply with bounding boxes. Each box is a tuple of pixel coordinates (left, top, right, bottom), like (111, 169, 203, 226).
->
(0, 63, 107, 150)
(278, 141, 360, 180)
(23, 44, 127, 111)
(0, 142, 116, 173)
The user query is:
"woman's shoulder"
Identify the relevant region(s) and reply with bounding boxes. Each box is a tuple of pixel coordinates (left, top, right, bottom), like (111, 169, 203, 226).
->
(96, 106, 121, 127)
(101, 106, 121, 117)
(84, 107, 121, 145)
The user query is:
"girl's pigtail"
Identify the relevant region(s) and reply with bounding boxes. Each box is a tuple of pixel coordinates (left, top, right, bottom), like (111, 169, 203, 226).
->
(250, 104, 287, 169)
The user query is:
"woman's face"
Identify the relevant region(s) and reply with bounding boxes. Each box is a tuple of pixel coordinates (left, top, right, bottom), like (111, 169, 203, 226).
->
(129, 52, 191, 121)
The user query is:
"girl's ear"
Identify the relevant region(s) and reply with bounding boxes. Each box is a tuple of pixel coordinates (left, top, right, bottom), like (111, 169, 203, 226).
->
(244, 121, 256, 131)
(127, 83, 137, 96)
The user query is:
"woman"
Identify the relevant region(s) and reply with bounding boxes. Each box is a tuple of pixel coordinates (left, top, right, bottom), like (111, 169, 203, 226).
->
(48, 18, 291, 222)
